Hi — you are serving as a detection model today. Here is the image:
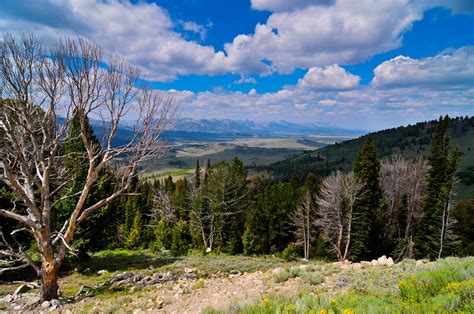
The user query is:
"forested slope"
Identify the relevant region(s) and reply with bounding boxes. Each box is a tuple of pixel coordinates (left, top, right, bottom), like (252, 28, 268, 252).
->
(261, 116, 474, 200)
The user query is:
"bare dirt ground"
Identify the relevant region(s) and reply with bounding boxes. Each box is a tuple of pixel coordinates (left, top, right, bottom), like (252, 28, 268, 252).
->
(62, 269, 301, 313)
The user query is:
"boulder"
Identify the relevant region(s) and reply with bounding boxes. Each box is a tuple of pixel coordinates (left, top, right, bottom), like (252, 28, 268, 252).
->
(377, 255, 388, 264)
(361, 261, 372, 268)
(416, 260, 426, 268)
(371, 259, 378, 266)
(386, 257, 394, 267)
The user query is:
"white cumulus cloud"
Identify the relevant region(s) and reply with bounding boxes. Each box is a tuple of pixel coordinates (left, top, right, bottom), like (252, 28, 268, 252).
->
(372, 46, 474, 89)
(297, 65, 360, 91)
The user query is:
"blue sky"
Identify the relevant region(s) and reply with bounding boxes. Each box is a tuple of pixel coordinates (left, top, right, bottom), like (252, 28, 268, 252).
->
(1, 0, 474, 130)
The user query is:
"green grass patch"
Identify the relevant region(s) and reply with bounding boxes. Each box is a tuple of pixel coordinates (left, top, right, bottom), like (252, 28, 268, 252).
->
(209, 257, 474, 314)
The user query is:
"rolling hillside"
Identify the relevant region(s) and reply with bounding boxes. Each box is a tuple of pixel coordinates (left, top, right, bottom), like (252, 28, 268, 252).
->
(260, 116, 474, 200)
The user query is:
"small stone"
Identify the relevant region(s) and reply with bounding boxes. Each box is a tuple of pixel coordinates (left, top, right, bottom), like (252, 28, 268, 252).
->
(371, 259, 378, 266)
(184, 267, 196, 273)
(97, 270, 109, 275)
(156, 300, 164, 309)
(41, 301, 50, 309)
(13, 305, 22, 310)
(50, 299, 61, 307)
(416, 260, 425, 268)
(50, 305, 58, 311)
(133, 309, 145, 314)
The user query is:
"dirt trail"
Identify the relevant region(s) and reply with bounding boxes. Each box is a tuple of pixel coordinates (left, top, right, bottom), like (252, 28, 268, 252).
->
(64, 269, 301, 313)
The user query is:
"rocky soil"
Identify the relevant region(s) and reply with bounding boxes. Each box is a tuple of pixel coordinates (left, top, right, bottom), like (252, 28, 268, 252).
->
(0, 255, 429, 313)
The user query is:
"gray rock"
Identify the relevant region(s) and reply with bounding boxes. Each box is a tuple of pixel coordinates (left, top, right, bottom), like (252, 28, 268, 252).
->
(50, 299, 61, 307)
(25, 295, 41, 306)
(41, 301, 50, 309)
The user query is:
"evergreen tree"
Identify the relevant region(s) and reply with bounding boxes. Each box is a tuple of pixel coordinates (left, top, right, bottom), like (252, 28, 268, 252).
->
(170, 220, 191, 256)
(126, 208, 142, 249)
(452, 198, 474, 256)
(194, 160, 201, 189)
(223, 157, 247, 253)
(57, 111, 118, 259)
(416, 116, 460, 259)
(351, 135, 383, 260)
(173, 178, 189, 220)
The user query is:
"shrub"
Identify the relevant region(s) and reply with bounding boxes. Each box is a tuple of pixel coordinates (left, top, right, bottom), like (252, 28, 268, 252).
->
(279, 243, 300, 262)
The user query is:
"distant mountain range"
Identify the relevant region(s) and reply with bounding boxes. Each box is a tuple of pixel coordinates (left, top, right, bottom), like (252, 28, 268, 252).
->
(83, 117, 364, 146)
(171, 118, 364, 137)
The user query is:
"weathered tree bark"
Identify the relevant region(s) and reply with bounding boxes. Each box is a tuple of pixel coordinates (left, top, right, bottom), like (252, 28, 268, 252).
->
(39, 263, 59, 301)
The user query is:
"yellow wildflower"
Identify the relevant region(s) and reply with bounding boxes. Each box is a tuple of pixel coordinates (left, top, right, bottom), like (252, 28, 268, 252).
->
(262, 298, 270, 305)
(329, 297, 336, 304)
(319, 310, 328, 314)
(343, 309, 355, 314)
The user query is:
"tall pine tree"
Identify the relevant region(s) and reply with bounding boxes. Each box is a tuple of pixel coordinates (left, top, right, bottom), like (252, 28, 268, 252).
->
(416, 116, 460, 259)
(351, 135, 383, 260)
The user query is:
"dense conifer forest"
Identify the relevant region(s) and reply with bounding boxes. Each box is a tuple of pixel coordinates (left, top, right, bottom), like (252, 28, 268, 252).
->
(259, 116, 474, 200)
(4, 115, 471, 270)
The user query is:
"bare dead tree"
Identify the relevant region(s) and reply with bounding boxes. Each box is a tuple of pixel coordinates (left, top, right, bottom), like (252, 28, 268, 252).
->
(290, 190, 314, 260)
(316, 171, 365, 262)
(151, 187, 176, 224)
(0, 34, 175, 301)
(380, 157, 427, 259)
(380, 156, 410, 244)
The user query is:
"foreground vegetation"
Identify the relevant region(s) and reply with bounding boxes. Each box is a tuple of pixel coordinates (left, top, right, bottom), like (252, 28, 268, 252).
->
(205, 256, 474, 314)
(2, 251, 472, 313)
